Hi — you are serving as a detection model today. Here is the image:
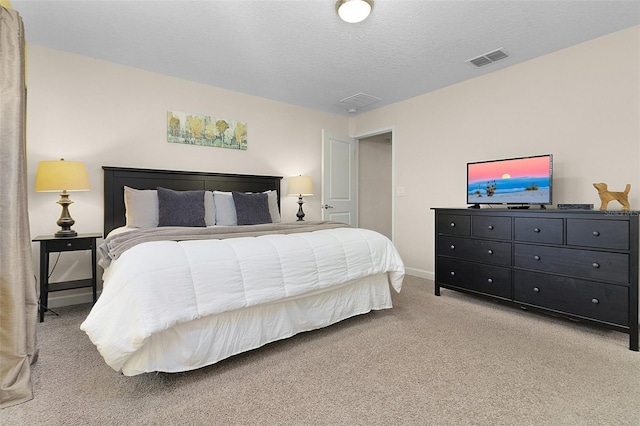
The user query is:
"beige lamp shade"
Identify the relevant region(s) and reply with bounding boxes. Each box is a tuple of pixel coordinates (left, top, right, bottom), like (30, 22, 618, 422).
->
(35, 159, 90, 237)
(35, 159, 91, 192)
(288, 176, 314, 196)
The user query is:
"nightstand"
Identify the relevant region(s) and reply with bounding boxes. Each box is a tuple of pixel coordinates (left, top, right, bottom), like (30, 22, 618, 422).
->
(32, 233, 101, 322)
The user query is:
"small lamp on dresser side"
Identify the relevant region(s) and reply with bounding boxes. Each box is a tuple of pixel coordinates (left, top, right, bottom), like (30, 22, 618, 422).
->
(35, 158, 91, 237)
(288, 175, 314, 221)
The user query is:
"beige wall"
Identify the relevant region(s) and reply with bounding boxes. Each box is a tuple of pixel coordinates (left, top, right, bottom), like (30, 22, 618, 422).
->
(25, 25, 639, 302)
(25, 45, 348, 303)
(353, 25, 640, 278)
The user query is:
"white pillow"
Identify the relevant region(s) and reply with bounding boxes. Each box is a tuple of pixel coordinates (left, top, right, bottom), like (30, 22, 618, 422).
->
(264, 190, 281, 223)
(204, 191, 215, 226)
(213, 191, 237, 226)
(124, 186, 158, 228)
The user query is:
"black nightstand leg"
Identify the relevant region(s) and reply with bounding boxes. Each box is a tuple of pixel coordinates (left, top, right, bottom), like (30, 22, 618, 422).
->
(91, 241, 97, 304)
(39, 243, 48, 322)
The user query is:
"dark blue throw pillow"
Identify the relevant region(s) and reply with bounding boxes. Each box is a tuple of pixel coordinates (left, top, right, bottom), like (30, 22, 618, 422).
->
(157, 187, 206, 227)
(232, 192, 272, 225)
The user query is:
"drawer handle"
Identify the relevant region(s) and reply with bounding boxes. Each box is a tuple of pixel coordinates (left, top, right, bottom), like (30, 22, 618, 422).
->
(450, 222, 456, 227)
(592, 231, 600, 237)
(487, 278, 493, 283)
(450, 245, 455, 250)
(533, 255, 541, 261)
(488, 225, 494, 230)
(66, 243, 72, 247)
(591, 298, 599, 304)
(487, 249, 493, 255)
(592, 262, 600, 269)
(450, 271, 455, 276)
(533, 228, 540, 233)
(533, 287, 540, 293)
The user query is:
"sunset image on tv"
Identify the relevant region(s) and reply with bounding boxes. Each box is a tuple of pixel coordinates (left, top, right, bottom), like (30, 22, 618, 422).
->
(467, 155, 552, 205)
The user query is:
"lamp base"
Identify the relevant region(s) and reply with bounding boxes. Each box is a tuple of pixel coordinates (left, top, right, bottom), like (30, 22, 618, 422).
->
(55, 191, 77, 238)
(55, 229, 78, 238)
(296, 196, 305, 221)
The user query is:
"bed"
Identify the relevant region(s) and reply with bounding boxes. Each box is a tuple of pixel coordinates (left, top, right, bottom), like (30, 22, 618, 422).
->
(81, 166, 405, 376)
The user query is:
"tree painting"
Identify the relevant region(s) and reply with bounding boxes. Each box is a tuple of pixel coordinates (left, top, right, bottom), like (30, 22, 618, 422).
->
(167, 111, 247, 150)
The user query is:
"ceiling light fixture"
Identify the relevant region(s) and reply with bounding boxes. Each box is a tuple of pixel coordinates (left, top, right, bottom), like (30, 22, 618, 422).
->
(336, 0, 373, 24)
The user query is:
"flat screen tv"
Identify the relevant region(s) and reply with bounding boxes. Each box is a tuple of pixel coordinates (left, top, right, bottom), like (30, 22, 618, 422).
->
(467, 154, 553, 208)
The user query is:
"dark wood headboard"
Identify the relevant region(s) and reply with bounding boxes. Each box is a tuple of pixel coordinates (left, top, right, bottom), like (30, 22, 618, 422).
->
(103, 166, 282, 237)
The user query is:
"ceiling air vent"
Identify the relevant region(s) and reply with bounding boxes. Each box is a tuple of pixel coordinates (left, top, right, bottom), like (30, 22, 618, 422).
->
(466, 48, 509, 68)
(339, 92, 382, 109)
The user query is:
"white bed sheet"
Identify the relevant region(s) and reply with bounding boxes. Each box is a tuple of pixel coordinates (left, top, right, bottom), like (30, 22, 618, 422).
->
(121, 273, 392, 375)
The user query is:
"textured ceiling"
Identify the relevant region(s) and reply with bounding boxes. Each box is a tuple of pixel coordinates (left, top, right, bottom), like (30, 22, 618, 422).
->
(12, 0, 640, 116)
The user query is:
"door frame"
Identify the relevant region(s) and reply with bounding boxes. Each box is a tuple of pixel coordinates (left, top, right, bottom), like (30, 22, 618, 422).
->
(353, 126, 396, 243)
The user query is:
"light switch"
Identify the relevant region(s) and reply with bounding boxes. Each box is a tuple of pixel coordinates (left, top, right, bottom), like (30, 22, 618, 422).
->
(396, 186, 405, 197)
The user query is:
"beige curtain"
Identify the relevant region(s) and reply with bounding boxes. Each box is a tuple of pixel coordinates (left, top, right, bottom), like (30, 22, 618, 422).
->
(0, 6, 39, 409)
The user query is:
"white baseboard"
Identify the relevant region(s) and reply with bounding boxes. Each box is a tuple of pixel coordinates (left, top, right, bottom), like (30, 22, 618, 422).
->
(404, 267, 434, 280)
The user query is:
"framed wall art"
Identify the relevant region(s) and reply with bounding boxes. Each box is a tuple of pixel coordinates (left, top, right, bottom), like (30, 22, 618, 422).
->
(167, 111, 247, 150)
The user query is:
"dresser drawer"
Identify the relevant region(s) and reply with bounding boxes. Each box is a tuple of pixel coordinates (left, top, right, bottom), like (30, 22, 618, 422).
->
(438, 257, 512, 299)
(514, 217, 563, 244)
(472, 216, 512, 240)
(437, 214, 470, 236)
(439, 235, 511, 266)
(566, 219, 629, 250)
(514, 244, 629, 284)
(514, 270, 628, 326)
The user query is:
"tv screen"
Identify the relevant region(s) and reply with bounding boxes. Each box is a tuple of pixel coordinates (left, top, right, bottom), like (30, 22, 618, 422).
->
(467, 154, 553, 207)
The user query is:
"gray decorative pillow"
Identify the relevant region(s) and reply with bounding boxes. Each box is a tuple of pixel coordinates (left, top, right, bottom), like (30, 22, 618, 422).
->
(157, 187, 206, 227)
(232, 191, 272, 225)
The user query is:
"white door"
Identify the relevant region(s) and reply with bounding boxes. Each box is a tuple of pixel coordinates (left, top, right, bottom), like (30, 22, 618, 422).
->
(321, 130, 358, 226)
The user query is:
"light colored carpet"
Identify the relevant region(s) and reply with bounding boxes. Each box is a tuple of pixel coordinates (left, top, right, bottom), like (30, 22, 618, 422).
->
(2, 276, 639, 425)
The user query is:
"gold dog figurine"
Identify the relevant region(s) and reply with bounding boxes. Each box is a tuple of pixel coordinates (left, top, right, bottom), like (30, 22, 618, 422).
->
(593, 183, 631, 211)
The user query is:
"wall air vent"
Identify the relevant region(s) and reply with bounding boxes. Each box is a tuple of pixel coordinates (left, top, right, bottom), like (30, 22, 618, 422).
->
(466, 48, 509, 68)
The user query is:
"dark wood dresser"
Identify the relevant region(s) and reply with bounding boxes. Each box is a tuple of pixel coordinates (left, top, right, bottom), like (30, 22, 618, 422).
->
(433, 208, 639, 351)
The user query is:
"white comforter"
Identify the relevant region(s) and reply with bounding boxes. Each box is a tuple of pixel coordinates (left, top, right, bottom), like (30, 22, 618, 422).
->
(81, 227, 404, 372)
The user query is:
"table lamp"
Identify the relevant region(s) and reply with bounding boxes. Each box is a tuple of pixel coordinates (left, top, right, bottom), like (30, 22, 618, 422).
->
(288, 175, 314, 221)
(35, 159, 91, 237)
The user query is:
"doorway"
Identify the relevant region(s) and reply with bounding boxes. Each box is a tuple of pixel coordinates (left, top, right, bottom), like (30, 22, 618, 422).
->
(358, 132, 392, 239)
